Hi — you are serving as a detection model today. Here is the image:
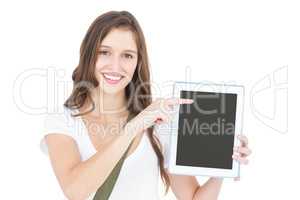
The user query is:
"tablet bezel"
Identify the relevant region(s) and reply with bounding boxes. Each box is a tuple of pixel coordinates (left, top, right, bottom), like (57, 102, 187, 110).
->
(168, 81, 245, 178)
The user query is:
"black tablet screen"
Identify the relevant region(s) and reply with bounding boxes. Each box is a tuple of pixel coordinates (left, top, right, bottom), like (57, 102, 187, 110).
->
(176, 90, 237, 169)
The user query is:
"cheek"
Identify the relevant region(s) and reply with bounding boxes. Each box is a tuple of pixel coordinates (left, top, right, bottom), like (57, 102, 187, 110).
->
(95, 58, 105, 71)
(127, 59, 138, 77)
(94, 64, 102, 80)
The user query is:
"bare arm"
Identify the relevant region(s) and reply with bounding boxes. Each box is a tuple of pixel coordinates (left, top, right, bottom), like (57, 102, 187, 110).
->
(168, 173, 223, 200)
(45, 122, 137, 200)
(191, 178, 223, 200)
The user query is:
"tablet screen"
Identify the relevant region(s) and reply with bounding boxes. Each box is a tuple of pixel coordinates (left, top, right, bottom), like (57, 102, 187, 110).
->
(176, 90, 237, 169)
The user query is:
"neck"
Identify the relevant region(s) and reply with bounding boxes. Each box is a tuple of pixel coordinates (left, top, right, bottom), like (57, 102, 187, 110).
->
(84, 87, 128, 118)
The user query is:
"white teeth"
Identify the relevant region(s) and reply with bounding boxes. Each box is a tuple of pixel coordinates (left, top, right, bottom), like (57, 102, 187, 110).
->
(103, 73, 122, 81)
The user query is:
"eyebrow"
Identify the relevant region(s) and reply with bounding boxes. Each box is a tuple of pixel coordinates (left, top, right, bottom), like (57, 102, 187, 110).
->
(100, 45, 137, 54)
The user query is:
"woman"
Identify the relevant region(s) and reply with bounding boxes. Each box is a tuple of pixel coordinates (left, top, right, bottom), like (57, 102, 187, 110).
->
(41, 11, 251, 200)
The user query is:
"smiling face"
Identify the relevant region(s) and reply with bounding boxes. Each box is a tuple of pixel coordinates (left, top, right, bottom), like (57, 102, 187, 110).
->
(94, 28, 138, 95)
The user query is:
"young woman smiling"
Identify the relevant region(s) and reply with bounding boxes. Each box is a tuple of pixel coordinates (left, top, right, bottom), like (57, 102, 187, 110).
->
(41, 11, 251, 200)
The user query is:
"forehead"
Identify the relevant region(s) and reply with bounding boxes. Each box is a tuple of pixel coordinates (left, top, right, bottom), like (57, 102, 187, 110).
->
(100, 28, 137, 51)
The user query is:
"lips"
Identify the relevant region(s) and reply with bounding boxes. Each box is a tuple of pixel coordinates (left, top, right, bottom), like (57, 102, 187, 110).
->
(102, 72, 124, 85)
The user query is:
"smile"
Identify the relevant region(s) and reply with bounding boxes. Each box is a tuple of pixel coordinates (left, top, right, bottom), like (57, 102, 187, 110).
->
(102, 72, 124, 85)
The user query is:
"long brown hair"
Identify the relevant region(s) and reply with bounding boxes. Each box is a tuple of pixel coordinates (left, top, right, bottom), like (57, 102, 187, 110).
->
(64, 11, 170, 194)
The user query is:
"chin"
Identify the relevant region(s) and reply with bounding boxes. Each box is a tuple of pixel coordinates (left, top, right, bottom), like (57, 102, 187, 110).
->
(100, 79, 129, 95)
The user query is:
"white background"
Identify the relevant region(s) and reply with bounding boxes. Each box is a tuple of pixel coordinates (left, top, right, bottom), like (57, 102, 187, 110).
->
(1, 0, 299, 199)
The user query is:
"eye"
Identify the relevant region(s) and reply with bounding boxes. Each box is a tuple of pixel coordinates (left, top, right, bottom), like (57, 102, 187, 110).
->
(99, 50, 110, 56)
(123, 53, 134, 59)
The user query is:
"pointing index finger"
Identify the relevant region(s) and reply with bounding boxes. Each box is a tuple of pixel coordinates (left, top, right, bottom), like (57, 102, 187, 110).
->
(179, 98, 194, 104)
(166, 98, 194, 105)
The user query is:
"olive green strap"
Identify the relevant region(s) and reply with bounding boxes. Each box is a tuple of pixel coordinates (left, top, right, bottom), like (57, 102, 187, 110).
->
(93, 142, 133, 200)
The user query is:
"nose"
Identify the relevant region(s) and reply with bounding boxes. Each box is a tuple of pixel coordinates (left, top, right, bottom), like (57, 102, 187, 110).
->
(110, 54, 121, 71)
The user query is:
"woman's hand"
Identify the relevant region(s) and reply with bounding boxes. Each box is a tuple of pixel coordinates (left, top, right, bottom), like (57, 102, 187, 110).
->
(128, 98, 194, 135)
(232, 134, 252, 181)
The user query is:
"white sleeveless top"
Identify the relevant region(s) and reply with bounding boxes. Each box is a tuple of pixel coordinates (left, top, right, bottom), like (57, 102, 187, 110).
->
(40, 106, 171, 200)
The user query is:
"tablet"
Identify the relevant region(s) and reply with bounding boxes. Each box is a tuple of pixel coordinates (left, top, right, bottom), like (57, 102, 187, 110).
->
(168, 81, 245, 178)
